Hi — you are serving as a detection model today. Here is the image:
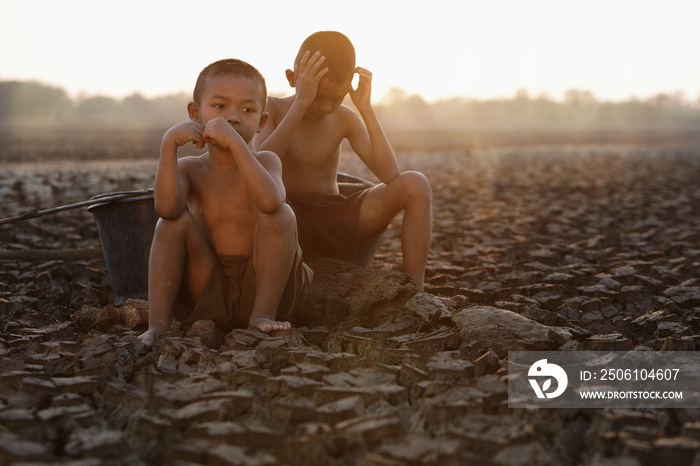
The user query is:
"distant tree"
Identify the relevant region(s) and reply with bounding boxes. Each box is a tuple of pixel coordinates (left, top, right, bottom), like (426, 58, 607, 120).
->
(431, 96, 478, 127)
(564, 89, 597, 105)
(149, 93, 190, 127)
(120, 92, 156, 124)
(0, 80, 71, 120)
(74, 95, 120, 121)
(379, 87, 432, 125)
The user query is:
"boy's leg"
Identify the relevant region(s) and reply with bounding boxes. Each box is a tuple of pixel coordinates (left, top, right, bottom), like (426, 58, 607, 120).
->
(138, 212, 214, 347)
(356, 171, 433, 290)
(249, 203, 298, 332)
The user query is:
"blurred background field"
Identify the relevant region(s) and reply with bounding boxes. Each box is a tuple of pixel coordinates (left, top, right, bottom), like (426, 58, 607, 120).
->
(2, 79, 700, 163)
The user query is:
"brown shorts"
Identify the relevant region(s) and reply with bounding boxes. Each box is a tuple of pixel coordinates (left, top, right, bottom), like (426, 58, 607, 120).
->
(287, 189, 385, 260)
(178, 243, 313, 332)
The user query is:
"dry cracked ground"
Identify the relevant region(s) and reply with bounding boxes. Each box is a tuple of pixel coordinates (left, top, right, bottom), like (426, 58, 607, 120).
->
(1, 143, 700, 465)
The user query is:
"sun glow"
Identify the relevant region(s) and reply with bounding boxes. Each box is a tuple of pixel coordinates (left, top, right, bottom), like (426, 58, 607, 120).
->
(1, 0, 699, 103)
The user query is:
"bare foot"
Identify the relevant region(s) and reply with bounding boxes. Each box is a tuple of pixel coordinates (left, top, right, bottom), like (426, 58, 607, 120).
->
(137, 329, 159, 349)
(249, 316, 291, 333)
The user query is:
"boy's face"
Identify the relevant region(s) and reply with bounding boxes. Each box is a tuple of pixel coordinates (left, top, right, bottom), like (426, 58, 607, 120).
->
(304, 76, 352, 120)
(190, 74, 267, 143)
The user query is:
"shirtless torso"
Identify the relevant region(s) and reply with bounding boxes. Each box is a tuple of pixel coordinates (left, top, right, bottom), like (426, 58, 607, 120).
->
(178, 153, 266, 256)
(258, 95, 368, 196)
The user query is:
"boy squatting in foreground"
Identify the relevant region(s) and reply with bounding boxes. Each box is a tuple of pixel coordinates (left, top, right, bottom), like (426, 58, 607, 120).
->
(138, 59, 312, 348)
(254, 31, 464, 306)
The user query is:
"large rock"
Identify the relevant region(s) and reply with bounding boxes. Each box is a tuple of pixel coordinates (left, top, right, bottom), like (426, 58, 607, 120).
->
(292, 257, 426, 328)
(452, 306, 572, 356)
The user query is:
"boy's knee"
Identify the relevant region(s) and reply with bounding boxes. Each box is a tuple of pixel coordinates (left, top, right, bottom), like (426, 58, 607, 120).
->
(397, 171, 432, 201)
(259, 203, 296, 235)
(154, 211, 196, 238)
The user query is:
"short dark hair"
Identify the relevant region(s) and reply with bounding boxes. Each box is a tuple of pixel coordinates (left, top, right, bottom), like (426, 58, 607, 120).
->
(193, 58, 267, 107)
(295, 31, 356, 84)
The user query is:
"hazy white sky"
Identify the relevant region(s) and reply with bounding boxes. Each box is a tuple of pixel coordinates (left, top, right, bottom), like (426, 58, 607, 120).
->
(1, 0, 699, 103)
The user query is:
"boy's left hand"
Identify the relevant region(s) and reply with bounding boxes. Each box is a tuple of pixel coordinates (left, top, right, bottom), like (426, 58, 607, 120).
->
(349, 67, 372, 109)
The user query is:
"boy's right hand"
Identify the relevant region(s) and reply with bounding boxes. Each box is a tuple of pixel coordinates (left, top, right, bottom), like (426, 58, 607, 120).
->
(163, 120, 205, 150)
(293, 50, 328, 108)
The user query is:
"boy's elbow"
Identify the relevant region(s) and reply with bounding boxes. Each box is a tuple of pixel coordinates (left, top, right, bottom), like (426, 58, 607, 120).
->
(156, 209, 181, 221)
(155, 202, 185, 220)
(257, 186, 286, 215)
(258, 198, 284, 215)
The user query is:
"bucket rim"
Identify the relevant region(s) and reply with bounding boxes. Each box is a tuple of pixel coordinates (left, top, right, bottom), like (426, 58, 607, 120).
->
(87, 193, 155, 212)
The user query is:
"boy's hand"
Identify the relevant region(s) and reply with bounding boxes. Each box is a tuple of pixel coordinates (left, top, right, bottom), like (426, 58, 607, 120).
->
(293, 50, 328, 108)
(202, 117, 242, 150)
(349, 67, 373, 109)
(164, 120, 205, 149)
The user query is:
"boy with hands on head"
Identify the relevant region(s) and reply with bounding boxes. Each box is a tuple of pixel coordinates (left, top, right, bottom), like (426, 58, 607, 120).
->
(254, 31, 439, 295)
(138, 59, 312, 348)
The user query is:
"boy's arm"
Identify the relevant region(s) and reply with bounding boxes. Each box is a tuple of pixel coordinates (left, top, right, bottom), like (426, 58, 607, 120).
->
(347, 67, 400, 184)
(255, 51, 328, 156)
(204, 118, 285, 213)
(154, 120, 204, 219)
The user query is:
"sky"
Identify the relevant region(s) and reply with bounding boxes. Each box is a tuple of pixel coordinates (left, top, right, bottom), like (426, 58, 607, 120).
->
(1, 0, 699, 103)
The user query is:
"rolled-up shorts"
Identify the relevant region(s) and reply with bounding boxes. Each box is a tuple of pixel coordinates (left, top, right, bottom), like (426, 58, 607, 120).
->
(287, 189, 385, 260)
(177, 243, 313, 332)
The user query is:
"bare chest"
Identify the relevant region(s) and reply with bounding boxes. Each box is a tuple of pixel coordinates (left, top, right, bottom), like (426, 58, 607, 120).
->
(188, 170, 255, 225)
(285, 119, 345, 169)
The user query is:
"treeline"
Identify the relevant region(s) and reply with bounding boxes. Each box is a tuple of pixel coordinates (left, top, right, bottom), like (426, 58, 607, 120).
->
(2, 80, 700, 129)
(0, 81, 187, 127)
(375, 88, 700, 130)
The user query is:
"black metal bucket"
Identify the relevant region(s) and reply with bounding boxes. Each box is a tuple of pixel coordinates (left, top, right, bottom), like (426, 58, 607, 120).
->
(88, 193, 158, 305)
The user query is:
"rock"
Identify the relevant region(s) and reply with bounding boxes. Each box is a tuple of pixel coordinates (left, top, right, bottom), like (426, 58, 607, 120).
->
(266, 375, 324, 398)
(316, 395, 364, 424)
(452, 306, 573, 356)
(0, 431, 53, 463)
(335, 414, 403, 446)
(402, 292, 450, 323)
(425, 352, 476, 383)
(123, 298, 149, 327)
(398, 364, 428, 388)
(473, 350, 501, 376)
(64, 428, 125, 458)
(387, 327, 460, 357)
(272, 394, 318, 424)
(374, 434, 461, 463)
(491, 441, 560, 466)
(185, 319, 223, 349)
(585, 333, 633, 351)
(664, 285, 700, 308)
(660, 336, 696, 351)
(173, 399, 236, 427)
(523, 304, 571, 327)
(71, 304, 121, 333)
(293, 257, 417, 328)
(208, 443, 277, 466)
(186, 421, 246, 444)
(651, 437, 700, 465)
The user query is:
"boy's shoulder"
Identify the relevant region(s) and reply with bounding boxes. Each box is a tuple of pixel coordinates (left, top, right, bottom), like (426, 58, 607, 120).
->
(266, 95, 294, 115)
(177, 153, 210, 172)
